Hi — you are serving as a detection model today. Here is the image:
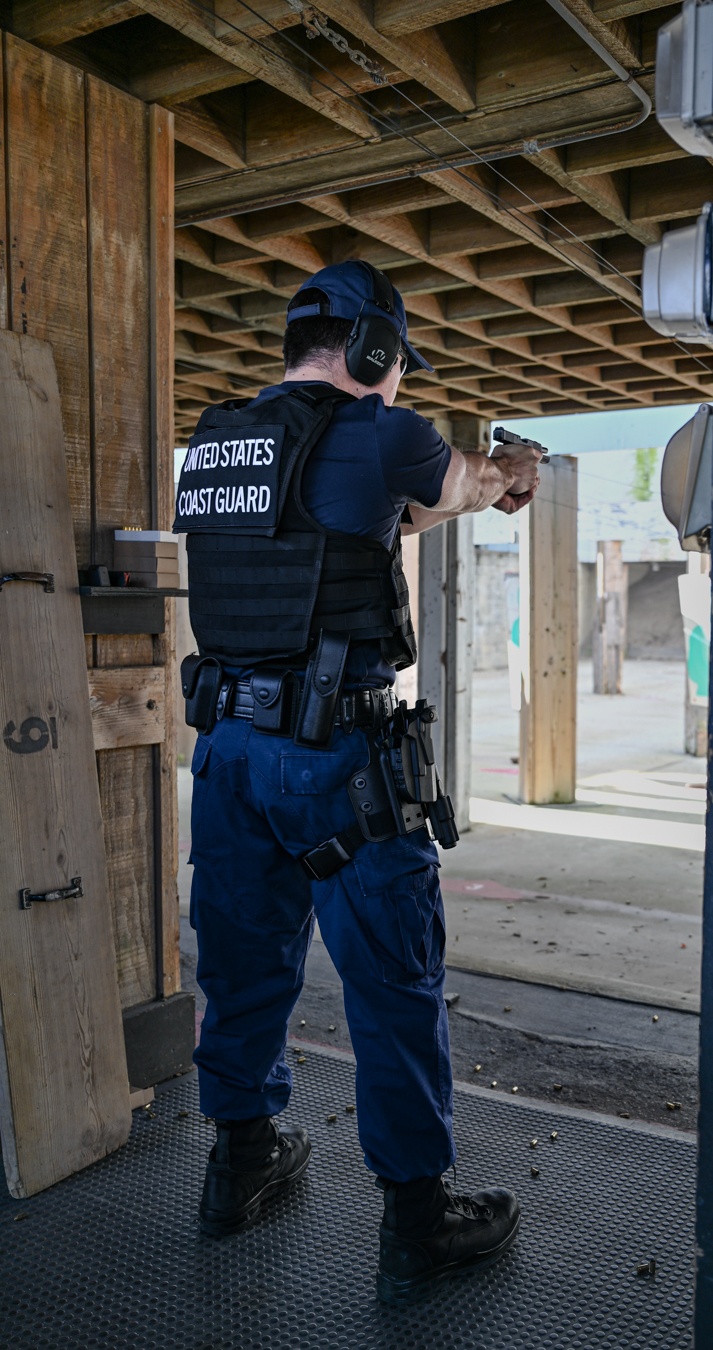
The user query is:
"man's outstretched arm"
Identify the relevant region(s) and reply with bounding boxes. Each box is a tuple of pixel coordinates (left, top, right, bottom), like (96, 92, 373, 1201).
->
(401, 441, 542, 535)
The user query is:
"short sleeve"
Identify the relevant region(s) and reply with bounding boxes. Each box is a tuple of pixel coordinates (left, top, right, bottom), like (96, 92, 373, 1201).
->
(374, 404, 451, 509)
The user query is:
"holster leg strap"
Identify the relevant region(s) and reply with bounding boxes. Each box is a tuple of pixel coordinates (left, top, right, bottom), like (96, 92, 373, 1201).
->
(300, 822, 365, 883)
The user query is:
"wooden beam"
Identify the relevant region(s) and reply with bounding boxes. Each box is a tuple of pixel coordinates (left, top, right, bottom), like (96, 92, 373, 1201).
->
(315, 1, 476, 112)
(566, 119, 688, 177)
(592, 0, 673, 18)
(546, 0, 640, 67)
(149, 101, 179, 1002)
(524, 147, 661, 246)
(89, 667, 167, 750)
(134, 0, 375, 139)
(420, 166, 641, 303)
(9, 0, 141, 45)
(519, 456, 578, 804)
(376, 0, 509, 33)
(630, 159, 713, 224)
(173, 99, 246, 169)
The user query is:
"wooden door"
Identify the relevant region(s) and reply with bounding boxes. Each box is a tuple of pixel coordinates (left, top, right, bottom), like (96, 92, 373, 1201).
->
(0, 331, 131, 1197)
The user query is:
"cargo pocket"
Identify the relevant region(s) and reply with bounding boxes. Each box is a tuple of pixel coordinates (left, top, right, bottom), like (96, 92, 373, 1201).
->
(366, 863, 446, 986)
(280, 735, 367, 796)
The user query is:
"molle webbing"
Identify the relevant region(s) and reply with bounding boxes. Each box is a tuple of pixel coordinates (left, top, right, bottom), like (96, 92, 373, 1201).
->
(180, 386, 417, 670)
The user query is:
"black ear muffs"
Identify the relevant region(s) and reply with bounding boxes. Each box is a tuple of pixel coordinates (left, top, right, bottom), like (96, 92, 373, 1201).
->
(345, 264, 402, 386)
(345, 311, 401, 386)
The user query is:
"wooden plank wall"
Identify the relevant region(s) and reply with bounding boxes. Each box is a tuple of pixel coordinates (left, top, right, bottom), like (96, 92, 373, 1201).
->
(0, 31, 178, 1010)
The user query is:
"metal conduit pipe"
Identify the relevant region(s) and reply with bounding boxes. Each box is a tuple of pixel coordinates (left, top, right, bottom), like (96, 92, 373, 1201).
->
(178, 2, 653, 225)
(538, 0, 652, 149)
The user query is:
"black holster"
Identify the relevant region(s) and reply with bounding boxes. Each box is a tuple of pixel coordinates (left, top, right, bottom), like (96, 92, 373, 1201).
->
(293, 631, 349, 749)
(181, 655, 223, 735)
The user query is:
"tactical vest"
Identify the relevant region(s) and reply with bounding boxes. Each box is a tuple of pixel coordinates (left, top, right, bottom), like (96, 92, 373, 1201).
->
(173, 385, 416, 671)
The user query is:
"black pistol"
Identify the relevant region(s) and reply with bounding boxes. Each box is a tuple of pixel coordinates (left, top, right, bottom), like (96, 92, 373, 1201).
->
(493, 426, 550, 464)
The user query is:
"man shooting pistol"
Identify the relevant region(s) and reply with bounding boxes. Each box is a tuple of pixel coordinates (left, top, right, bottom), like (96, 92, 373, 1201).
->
(174, 261, 543, 1306)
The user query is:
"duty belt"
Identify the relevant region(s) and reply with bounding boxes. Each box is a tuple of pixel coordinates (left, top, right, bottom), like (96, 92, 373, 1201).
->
(220, 680, 397, 733)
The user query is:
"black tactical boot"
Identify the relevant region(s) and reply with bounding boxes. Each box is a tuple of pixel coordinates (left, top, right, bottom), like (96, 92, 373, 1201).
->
(376, 1173, 520, 1305)
(199, 1116, 311, 1238)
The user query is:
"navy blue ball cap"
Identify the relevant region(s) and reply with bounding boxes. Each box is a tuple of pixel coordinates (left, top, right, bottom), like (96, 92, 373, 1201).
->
(286, 261, 434, 375)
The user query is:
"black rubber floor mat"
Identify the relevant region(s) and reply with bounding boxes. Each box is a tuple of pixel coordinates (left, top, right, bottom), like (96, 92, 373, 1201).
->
(0, 1046, 695, 1350)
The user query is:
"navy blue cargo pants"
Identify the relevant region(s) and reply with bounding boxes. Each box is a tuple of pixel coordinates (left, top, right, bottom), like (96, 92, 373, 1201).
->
(189, 714, 455, 1183)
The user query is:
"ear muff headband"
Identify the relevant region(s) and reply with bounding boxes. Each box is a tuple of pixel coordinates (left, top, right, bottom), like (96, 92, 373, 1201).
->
(345, 263, 402, 386)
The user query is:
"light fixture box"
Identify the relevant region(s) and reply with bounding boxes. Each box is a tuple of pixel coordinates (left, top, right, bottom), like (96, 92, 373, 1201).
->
(661, 403, 713, 551)
(642, 203, 713, 342)
(657, 0, 713, 155)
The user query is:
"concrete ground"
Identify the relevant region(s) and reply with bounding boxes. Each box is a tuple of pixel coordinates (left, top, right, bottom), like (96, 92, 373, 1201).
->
(454, 659, 704, 1011)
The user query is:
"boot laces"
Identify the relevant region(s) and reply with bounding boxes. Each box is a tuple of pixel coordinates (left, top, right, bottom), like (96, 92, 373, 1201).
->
(442, 1180, 493, 1222)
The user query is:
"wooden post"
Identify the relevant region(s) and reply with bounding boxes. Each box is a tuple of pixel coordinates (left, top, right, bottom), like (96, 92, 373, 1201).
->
(416, 413, 479, 833)
(592, 539, 627, 695)
(519, 456, 578, 805)
(149, 102, 179, 1000)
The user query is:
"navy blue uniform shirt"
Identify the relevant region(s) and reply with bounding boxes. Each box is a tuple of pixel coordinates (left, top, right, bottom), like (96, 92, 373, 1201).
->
(228, 379, 452, 686)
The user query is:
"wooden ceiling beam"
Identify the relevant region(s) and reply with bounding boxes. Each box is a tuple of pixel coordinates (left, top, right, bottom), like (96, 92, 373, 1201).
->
(298, 192, 710, 401)
(592, 0, 673, 18)
(548, 0, 641, 67)
(7, 0, 141, 44)
(173, 99, 246, 169)
(375, 0, 510, 36)
(420, 166, 641, 305)
(630, 159, 713, 224)
(134, 0, 375, 139)
(314, 1, 476, 113)
(523, 146, 661, 246)
(565, 117, 687, 177)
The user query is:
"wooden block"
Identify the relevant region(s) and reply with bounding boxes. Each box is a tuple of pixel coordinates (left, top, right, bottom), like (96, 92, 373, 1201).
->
(129, 572, 181, 589)
(114, 530, 175, 544)
(519, 457, 578, 805)
(88, 666, 166, 751)
(114, 542, 179, 564)
(0, 330, 130, 1197)
(128, 1085, 155, 1111)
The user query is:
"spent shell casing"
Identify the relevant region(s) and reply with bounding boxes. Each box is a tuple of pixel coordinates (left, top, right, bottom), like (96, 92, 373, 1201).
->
(326, 1114, 337, 1123)
(530, 1166, 540, 1177)
(530, 1139, 538, 1148)
(550, 1131, 558, 1141)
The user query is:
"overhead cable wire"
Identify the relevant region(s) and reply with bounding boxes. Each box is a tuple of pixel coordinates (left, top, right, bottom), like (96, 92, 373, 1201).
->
(179, 0, 713, 389)
(215, 0, 713, 387)
(183, 0, 643, 297)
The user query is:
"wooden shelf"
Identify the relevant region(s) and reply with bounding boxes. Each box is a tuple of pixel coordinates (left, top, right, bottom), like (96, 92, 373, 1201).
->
(78, 586, 188, 597)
